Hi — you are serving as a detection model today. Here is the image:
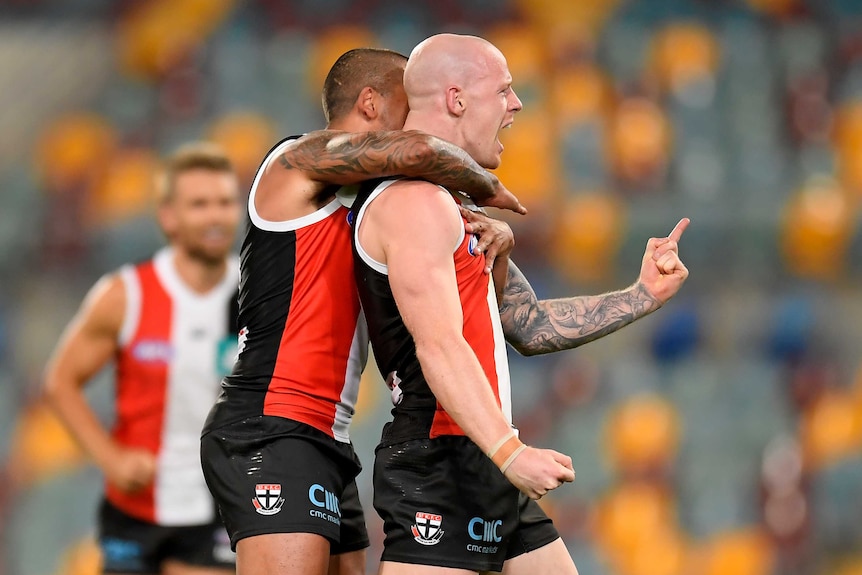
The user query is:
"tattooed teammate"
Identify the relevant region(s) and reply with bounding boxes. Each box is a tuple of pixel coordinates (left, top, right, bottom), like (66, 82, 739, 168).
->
(199, 48, 523, 575)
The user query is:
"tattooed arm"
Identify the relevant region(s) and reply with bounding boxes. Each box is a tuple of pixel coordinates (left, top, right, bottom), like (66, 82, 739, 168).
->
(278, 130, 524, 212)
(500, 261, 661, 356)
(500, 219, 690, 355)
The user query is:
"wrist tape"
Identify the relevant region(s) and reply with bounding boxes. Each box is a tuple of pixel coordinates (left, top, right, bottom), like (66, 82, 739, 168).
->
(488, 432, 525, 471)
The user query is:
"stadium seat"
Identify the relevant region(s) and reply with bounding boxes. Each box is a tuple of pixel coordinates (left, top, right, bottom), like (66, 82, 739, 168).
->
(649, 22, 720, 96)
(696, 528, 776, 575)
(36, 113, 116, 190)
(604, 393, 680, 475)
(307, 25, 377, 101)
(208, 111, 277, 186)
(780, 176, 853, 280)
(90, 148, 160, 225)
(551, 191, 626, 283)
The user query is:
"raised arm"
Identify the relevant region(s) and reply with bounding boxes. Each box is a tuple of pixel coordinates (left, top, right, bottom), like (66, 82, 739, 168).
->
(501, 219, 690, 356)
(501, 262, 660, 356)
(42, 275, 156, 493)
(362, 183, 572, 499)
(279, 130, 524, 212)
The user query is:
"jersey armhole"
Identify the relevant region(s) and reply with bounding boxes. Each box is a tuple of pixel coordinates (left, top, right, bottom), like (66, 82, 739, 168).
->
(117, 265, 141, 347)
(354, 180, 464, 275)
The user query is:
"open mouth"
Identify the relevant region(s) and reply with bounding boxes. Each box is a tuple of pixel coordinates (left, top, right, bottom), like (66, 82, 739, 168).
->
(497, 121, 513, 153)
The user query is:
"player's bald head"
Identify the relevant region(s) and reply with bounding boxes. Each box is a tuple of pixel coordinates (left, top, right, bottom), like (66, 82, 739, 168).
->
(404, 34, 504, 108)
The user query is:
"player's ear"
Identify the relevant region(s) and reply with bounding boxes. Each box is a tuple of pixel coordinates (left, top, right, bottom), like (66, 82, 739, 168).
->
(446, 86, 465, 117)
(356, 86, 379, 121)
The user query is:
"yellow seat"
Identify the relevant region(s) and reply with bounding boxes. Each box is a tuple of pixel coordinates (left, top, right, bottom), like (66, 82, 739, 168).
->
(594, 481, 678, 560)
(494, 110, 559, 206)
(607, 97, 672, 185)
(649, 22, 720, 94)
(36, 113, 116, 191)
(800, 389, 862, 472)
(56, 537, 102, 575)
(208, 111, 277, 185)
(550, 64, 613, 128)
(695, 528, 776, 575)
(604, 394, 680, 475)
(7, 402, 85, 488)
(118, 0, 236, 79)
(307, 26, 378, 100)
(833, 100, 862, 195)
(91, 148, 161, 225)
(551, 192, 626, 283)
(780, 176, 853, 281)
(485, 23, 548, 88)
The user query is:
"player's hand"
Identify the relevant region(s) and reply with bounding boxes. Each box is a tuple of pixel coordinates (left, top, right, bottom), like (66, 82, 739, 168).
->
(639, 218, 690, 304)
(502, 446, 575, 500)
(460, 207, 514, 275)
(103, 447, 156, 493)
(473, 173, 527, 215)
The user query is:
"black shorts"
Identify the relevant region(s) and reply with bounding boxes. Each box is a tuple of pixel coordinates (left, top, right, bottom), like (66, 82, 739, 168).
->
(373, 435, 559, 572)
(505, 494, 561, 560)
(98, 499, 235, 574)
(200, 415, 368, 554)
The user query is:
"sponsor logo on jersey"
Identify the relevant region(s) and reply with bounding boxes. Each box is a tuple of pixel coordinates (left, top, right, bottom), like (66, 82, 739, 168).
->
(252, 483, 284, 516)
(100, 538, 144, 570)
(308, 483, 341, 525)
(467, 233, 479, 256)
(131, 339, 173, 363)
(411, 512, 444, 546)
(385, 371, 404, 406)
(237, 326, 249, 356)
(216, 335, 238, 376)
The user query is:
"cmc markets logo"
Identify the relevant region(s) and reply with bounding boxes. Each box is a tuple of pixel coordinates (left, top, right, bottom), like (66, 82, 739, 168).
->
(468, 517, 502, 543)
(467, 517, 502, 554)
(308, 484, 341, 525)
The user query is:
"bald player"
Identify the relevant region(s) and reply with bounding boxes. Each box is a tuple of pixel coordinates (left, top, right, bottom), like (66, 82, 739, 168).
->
(351, 34, 688, 575)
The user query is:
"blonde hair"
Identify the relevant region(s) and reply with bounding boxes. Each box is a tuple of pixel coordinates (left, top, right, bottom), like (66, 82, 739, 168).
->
(155, 142, 235, 204)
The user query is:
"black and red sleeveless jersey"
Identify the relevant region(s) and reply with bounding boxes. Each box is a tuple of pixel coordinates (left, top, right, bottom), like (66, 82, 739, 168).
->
(350, 178, 512, 446)
(203, 137, 368, 443)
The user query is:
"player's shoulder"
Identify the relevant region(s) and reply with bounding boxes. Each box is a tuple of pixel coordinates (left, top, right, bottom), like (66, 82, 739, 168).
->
(74, 270, 127, 334)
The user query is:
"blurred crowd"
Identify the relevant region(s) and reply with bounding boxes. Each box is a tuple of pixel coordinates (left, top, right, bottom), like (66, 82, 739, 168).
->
(2, 0, 862, 574)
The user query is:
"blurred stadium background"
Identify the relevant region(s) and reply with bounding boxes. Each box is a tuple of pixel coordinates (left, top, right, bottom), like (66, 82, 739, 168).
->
(2, 0, 862, 574)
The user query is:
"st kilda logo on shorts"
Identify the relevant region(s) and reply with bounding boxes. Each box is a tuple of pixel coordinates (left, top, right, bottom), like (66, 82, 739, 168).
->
(411, 511, 444, 545)
(252, 484, 285, 516)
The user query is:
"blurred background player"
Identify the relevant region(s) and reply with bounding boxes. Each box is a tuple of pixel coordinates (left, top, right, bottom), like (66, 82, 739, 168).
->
(43, 142, 241, 575)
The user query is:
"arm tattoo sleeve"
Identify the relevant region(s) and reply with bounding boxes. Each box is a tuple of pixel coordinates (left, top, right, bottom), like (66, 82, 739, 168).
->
(499, 261, 661, 356)
(277, 129, 496, 198)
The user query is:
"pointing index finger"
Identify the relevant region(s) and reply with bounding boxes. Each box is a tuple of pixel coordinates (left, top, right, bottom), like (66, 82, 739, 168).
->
(667, 218, 690, 243)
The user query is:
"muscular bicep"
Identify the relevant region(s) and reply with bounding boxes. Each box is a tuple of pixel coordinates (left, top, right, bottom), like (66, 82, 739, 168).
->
(44, 275, 125, 392)
(371, 184, 465, 344)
